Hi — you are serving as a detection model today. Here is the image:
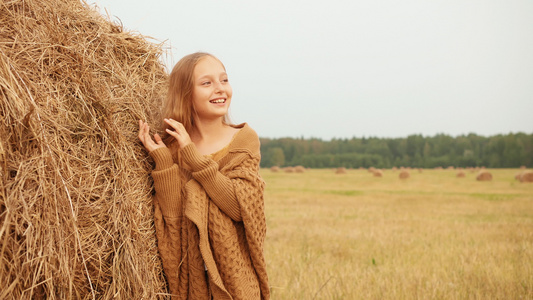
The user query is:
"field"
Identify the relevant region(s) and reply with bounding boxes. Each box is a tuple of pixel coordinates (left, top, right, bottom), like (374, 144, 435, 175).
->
(261, 168, 533, 299)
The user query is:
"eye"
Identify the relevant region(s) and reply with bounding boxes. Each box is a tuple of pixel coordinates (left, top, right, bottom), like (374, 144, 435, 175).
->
(221, 78, 229, 83)
(201, 81, 211, 86)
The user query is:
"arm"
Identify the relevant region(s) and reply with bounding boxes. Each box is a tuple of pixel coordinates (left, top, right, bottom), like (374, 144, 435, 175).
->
(180, 143, 245, 221)
(149, 147, 184, 293)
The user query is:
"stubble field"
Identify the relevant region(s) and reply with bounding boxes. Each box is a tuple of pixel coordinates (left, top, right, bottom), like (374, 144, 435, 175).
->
(261, 168, 533, 299)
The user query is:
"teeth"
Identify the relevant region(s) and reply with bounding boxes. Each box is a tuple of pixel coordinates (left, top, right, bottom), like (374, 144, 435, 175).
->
(210, 99, 225, 103)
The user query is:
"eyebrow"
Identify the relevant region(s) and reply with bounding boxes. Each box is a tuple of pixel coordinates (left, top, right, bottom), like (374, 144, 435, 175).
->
(196, 72, 228, 81)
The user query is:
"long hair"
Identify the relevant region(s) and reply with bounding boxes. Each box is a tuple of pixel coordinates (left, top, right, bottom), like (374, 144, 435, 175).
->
(161, 52, 231, 146)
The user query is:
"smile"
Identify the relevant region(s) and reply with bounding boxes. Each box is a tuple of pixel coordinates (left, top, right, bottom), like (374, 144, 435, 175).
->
(209, 99, 226, 104)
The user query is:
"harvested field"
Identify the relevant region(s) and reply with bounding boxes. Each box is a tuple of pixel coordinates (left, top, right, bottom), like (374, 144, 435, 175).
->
(262, 168, 533, 299)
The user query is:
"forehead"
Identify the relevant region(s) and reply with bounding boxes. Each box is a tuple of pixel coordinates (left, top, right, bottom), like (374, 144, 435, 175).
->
(194, 56, 226, 77)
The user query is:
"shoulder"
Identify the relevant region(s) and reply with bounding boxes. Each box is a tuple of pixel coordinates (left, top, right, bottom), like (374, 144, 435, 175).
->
(228, 123, 260, 155)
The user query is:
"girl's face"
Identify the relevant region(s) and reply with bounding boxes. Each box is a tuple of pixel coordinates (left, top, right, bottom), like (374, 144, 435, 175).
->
(192, 56, 233, 122)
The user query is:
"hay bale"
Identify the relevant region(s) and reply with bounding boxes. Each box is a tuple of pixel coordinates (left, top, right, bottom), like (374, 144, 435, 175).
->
(476, 171, 493, 181)
(270, 166, 280, 172)
(1, 0, 168, 298)
(519, 171, 533, 183)
(456, 171, 466, 178)
(294, 165, 305, 173)
(368, 167, 376, 173)
(373, 169, 383, 177)
(520, 165, 527, 169)
(284, 167, 295, 173)
(399, 170, 410, 179)
(335, 167, 347, 174)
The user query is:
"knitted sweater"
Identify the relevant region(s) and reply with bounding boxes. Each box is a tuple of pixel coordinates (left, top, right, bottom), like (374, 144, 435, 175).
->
(149, 123, 270, 300)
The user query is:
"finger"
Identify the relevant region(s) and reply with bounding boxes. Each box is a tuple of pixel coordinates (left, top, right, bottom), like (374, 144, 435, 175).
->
(154, 133, 165, 146)
(166, 128, 179, 138)
(164, 118, 183, 131)
(138, 122, 148, 143)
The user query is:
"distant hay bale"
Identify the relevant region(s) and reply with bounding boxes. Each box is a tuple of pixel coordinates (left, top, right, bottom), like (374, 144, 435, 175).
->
(519, 171, 533, 183)
(456, 171, 466, 178)
(0, 0, 168, 298)
(399, 170, 410, 179)
(270, 166, 280, 172)
(373, 169, 383, 177)
(520, 165, 527, 169)
(392, 167, 397, 172)
(418, 168, 423, 173)
(476, 171, 493, 181)
(284, 167, 295, 173)
(447, 166, 454, 170)
(335, 167, 347, 174)
(294, 165, 305, 173)
(368, 167, 376, 173)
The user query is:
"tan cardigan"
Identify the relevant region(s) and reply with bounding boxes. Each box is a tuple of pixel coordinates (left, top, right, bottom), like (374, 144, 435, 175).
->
(149, 123, 269, 299)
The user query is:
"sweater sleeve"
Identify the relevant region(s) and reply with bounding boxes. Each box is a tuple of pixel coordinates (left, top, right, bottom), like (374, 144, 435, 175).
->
(148, 147, 184, 293)
(180, 143, 243, 221)
(149, 147, 181, 217)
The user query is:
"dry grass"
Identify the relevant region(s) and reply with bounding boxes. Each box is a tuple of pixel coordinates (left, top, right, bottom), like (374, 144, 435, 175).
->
(262, 168, 533, 299)
(1, 0, 168, 298)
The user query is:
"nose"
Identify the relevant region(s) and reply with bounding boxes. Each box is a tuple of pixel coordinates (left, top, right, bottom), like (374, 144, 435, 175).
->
(214, 81, 224, 93)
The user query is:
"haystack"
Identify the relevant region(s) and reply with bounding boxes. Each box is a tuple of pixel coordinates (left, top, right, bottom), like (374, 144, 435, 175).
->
(373, 169, 383, 177)
(284, 167, 295, 173)
(456, 171, 466, 178)
(519, 171, 533, 183)
(476, 171, 493, 181)
(1, 0, 168, 299)
(270, 166, 280, 172)
(294, 165, 305, 173)
(335, 167, 347, 174)
(399, 170, 410, 179)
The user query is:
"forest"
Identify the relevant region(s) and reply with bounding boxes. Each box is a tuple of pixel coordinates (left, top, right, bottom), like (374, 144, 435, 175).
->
(259, 132, 533, 169)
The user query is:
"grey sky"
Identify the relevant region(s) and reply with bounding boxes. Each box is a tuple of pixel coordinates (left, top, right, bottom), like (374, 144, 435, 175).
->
(92, 0, 533, 140)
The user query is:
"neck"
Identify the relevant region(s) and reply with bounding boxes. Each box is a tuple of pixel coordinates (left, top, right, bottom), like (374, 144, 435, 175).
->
(192, 117, 227, 142)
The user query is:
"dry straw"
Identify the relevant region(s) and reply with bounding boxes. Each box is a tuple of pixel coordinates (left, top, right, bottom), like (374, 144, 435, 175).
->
(398, 170, 410, 179)
(335, 167, 347, 174)
(1, 0, 169, 299)
(294, 165, 305, 173)
(372, 169, 383, 177)
(270, 166, 280, 172)
(476, 171, 493, 181)
(519, 171, 533, 183)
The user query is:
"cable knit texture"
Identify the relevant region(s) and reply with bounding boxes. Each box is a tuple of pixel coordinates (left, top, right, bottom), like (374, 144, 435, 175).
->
(149, 123, 269, 299)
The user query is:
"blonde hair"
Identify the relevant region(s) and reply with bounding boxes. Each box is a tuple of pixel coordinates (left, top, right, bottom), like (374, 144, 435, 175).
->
(161, 52, 231, 145)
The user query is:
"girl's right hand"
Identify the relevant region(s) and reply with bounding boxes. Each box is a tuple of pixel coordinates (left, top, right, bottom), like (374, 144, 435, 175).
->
(138, 120, 167, 152)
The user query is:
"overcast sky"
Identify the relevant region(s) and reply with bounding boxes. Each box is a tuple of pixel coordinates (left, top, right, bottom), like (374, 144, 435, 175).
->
(91, 0, 533, 140)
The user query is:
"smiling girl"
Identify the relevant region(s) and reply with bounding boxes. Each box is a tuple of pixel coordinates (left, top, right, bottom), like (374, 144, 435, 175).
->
(138, 52, 269, 299)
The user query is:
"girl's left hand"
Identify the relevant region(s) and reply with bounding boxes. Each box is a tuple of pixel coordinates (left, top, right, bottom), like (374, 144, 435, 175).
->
(164, 118, 192, 149)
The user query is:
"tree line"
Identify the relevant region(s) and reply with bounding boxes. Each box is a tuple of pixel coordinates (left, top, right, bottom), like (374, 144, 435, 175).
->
(259, 132, 533, 169)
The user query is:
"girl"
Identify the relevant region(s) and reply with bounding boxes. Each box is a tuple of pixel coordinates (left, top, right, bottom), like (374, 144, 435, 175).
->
(138, 52, 270, 299)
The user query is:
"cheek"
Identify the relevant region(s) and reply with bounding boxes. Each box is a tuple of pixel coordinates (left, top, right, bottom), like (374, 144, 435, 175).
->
(226, 86, 233, 98)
